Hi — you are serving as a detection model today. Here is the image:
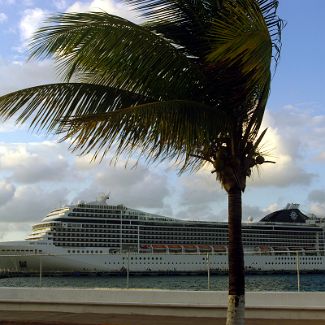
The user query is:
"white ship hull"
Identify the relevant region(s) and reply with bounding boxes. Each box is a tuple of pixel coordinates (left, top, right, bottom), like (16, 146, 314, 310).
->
(1, 242, 325, 274)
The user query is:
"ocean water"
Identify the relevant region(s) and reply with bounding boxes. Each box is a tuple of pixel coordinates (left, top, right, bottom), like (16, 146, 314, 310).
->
(1, 274, 325, 291)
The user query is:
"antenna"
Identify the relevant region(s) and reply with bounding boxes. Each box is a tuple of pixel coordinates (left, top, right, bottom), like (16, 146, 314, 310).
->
(285, 203, 300, 210)
(97, 192, 111, 204)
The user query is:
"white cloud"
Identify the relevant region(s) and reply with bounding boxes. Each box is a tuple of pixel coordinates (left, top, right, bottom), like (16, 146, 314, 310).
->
(306, 189, 325, 217)
(0, 222, 31, 241)
(67, 0, 140, 23)
(22, 0, 34, 6)
(76, 161, 170, 210)
(179, 170, 224, 206)
(74, 154, 99, 170)
(309, 202, 325, 217)
(316, 152, 325, 161)
(263, 202, 281, 215)
(19, 8, 48, 46)
(248, 110, 317, 187)
(242, 205, 265, 222)
(0, 119, 24, 133)
(0, 13, 8, 23)
(0, 141, 77, 184)
(0, 185, 69, 222)
(308, 189, 325, 204)
(0, 0, 15, 5)
(0, 180, 15, 206)
(168, 170, 227, 222)
(175, 204, 217, 222)
(0, 59, 58, 95)
(53, 0, 67, 10)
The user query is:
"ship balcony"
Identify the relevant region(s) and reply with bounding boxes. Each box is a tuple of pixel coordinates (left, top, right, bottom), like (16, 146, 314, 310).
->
(139, 244, 228, 254)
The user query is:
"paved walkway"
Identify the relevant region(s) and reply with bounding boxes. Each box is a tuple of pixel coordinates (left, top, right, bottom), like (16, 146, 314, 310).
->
(1, 312, 325, 325)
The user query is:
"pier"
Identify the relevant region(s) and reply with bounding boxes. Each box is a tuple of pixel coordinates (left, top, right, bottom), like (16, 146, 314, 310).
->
(0, 288, 325, 324)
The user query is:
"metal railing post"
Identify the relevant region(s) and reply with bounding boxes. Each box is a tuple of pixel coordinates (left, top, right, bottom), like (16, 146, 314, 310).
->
(39, 256, 42, 287)
(207, 252, 210, 290)
(296, 251, 300, 292)
(126, 251, 130, 289)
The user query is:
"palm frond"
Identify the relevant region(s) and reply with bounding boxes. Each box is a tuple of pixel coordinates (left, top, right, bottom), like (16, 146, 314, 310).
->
(125, 0, 223, 57)
(206, 0, 283, 145)
(0, 0, 283, 177)
(207, 0, 273, 95)
(59, 100, 229, 172)
(257, 0, 285, 67)
(29, 11, 204, 100)
(252, 128, 268, 152)
(0, 83, 150, 132)
(125, 0, 223, 23)
(242, 81, 270, 144)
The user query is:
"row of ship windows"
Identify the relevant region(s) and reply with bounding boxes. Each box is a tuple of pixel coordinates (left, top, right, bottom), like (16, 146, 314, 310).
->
(53, 240, 316, 251)
(51, 239, 317, 246)
(69, 214, 139, 220)
(51, 223, 321, 232)
(53, 238, 122, 241)
(123, 256, 206, 261)
(56, 243, 119, 247)
(49, 232, 317, 240)
(47, 230, 318, 240)
(44, 223, 323, 234)
(275, 257, 322, 260)
(105, 261, 218, 265)
(265, 261, 322, 265)
(0, 249, 43, 253)
(99, 260, 325, 266)
(67, 250, 104, 254)
(48, 232, 228, 240)
(52, 226, 227, 231)
(49, 229, 318, 236)
(65, 215, 321, 232)
(68, 236, 316, 242)
(73, 209, 123, 213)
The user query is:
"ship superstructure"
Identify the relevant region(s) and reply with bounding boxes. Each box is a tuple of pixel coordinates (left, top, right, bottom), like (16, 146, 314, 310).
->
(25, 197, 325, 253)
(1, 196, 325, 274)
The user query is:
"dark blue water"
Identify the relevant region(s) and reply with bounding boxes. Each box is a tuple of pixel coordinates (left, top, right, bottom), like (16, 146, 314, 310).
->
(1, 274, 325, 291)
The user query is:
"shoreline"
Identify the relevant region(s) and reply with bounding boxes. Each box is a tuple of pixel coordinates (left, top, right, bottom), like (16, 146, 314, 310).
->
(2, 268, 325, 278)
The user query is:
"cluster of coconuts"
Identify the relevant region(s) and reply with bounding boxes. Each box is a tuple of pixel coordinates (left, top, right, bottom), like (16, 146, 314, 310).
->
(212, 147, 265, 175)
(244, 154, 265, 176)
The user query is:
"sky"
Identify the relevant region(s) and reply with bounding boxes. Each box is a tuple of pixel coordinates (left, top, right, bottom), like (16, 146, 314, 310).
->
(0, 0, 325, 241)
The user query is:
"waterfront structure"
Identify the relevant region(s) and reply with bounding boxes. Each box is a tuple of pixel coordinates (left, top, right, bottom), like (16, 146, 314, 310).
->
(0, 196, 325, 274)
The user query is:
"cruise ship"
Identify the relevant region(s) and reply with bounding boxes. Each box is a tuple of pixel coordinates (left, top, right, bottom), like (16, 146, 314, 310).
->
(1, 195, 325, 274)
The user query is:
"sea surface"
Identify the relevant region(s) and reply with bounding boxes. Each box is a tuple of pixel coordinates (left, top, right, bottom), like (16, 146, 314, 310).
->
(1, 274, 325, 291)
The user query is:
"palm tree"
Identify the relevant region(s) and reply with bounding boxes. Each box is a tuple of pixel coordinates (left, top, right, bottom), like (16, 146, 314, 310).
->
(0, 0, 283, 323)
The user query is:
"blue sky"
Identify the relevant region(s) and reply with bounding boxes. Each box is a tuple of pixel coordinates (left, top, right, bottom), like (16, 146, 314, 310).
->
(270, 0, 325, 110)
(0, 0, 325, 241)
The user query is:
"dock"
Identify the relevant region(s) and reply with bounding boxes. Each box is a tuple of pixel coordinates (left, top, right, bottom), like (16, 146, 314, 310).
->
(1, 288, 325, 324)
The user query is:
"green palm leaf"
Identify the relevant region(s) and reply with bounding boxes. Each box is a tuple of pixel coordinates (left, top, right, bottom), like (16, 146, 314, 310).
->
(0, 83, 150, 132)
(208, 0, 272, 92)
(60, 100, 229, 171)
(125, 0, 223, 57)
(205, 0, 282, 143)
(0, 0, 283, 172)
(29, 12, 204, 100)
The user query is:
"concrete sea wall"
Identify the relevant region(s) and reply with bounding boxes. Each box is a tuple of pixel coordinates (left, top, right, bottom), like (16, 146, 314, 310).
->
(0, 288, 325, 323)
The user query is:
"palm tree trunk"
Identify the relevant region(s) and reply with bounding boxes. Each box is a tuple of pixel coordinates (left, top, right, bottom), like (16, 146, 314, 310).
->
(226, 187, 245, 325)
